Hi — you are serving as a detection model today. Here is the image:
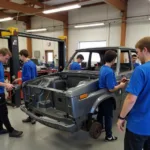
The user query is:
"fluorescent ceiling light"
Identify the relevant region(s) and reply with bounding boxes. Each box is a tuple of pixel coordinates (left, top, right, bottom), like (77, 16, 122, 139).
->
(26, 28, 47, 33)
(0, 17, 13, 22)
(75, 23, 105, 28)
(43, 4, 81, 14)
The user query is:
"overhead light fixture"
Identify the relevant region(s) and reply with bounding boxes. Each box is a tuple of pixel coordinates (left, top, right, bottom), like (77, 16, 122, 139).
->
(74, 23, 105, 28)
(0, 17, 13, 22)
(26, 28, 47, 33)
(43, 4, 81, 14)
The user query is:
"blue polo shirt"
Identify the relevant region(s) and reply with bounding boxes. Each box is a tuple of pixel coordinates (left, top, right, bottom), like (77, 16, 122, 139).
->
(70, 62, 81, 70)
(133, 62, 140, 69)
(126, 61, 150, 135)
(0, 62, 4, 94)
(22, 60, 37, 82)
(99, 65, 117, 89)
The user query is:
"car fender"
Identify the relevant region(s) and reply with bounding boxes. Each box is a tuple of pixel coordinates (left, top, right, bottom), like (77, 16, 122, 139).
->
(90, 93, 116, 114)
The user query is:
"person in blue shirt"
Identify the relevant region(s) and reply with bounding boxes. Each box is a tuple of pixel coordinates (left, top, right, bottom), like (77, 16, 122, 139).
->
(132, 54, 140, 69)
(98, 50, 126, 141)
(117, 37, 150, 150)
(0, 48, 23, 137)
(70, 54, 84, 70)
(13, 49, 37, 124)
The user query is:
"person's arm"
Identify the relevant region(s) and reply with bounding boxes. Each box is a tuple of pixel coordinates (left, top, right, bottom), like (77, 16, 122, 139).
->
(105, 72, 126, 92)
(13, 78, 22, 84)
(109, 82, 126, 92)
(120, 93, 137, 118)
(0, 82, 7, 87)
(0, 82, 14, 91)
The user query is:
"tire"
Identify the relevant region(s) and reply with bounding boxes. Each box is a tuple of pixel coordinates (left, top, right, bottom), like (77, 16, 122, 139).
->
(89, 122, 102, 139)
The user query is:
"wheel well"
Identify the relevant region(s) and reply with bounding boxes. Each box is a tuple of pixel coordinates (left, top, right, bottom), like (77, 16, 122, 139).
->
(91, 97, 116, 114)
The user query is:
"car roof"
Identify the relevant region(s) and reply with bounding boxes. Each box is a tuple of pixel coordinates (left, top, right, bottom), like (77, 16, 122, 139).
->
(76, 46, 135, 52)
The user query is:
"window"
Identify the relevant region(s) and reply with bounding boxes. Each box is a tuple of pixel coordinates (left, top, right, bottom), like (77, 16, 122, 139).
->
(91, 52, 100, 64)
(120, 51, 131, 72)
(45, 50, 54, 63)
(79, 41, 106, 49)
(91, 52, 101, 70)
(48, 53, 53, 62)
(72, 52, 90, 69)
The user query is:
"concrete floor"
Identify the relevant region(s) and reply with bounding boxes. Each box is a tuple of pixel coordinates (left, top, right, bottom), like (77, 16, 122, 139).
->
(0, 106, 125, 150)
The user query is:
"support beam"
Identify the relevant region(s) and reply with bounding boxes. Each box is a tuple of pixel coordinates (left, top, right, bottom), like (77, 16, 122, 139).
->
(120, 11, 127, 46)
(0, 0, 68, 22)
(63, 15, 68, 61)
(104, 0, 126, 11)
(0, 11, 31, 22)
(26, 0, 95, 10)
(26, 17, 32, 58)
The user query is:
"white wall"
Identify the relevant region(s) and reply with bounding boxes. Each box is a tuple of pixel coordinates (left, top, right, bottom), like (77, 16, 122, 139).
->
(0, 0, 149, 61)
(31, 16, 63, 61)
(68, 4, 121, 57)
(126, 0, 150, 48)
(0, 20, 27, 50)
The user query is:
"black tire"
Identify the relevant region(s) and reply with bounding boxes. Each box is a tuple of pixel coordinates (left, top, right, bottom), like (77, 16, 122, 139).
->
(89, 122, 102, 139)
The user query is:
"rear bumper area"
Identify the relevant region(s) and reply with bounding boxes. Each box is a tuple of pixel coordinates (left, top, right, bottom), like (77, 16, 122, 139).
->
(20, 105, 78, 133)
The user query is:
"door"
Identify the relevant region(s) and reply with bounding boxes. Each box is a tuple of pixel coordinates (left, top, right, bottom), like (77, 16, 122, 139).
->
(45, 50, 54, 64)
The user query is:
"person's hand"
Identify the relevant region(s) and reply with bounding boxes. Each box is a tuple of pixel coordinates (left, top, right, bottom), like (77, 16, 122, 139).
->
(119, 82, 126, 88)
(117, 119, 126, 132)
(5, 83, 14, 91)
(120, 77, 127, 82)
(12, 79, 19, 84)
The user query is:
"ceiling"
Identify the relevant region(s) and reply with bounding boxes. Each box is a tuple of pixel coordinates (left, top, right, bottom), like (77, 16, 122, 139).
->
(0, 0, 127, 23)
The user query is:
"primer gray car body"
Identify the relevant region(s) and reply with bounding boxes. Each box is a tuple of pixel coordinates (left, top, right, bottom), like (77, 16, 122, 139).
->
(20, 47, 136, 133)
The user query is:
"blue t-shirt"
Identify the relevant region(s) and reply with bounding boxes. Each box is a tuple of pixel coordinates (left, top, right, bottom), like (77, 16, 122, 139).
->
(133, 62, 140, 69)
(99, 65, 117, 89)
(22, 60, 37, 82)
(70, 62, 81, 70)
(126, 61, 150, 135)
(0, 62, 4, 94)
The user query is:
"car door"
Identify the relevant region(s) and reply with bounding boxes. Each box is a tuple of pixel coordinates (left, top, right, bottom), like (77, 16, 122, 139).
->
(116, 49, 133, 109)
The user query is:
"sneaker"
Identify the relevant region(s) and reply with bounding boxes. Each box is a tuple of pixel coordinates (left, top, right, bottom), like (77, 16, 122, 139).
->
(0, 129, 8, 135)
(9, 130, 23, 137)
(105, 136, 118, 142)
(31, 119, 36, 125)
(22, 117, 31, 123)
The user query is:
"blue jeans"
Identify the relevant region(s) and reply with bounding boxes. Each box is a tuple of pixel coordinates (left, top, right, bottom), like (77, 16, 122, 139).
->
(97, 99, 114, 137)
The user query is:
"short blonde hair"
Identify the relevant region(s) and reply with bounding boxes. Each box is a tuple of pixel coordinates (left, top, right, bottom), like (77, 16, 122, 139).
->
(0, 48, 12, 56)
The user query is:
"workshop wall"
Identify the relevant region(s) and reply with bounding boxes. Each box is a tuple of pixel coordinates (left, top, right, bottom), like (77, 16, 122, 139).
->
(31, 16, 63, 62)
(68, 4, 121, 58)
(126, 0, 150, 48)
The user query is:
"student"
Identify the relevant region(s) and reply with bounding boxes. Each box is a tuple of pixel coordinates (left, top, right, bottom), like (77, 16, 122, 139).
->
(117, 37, 150, 150)
(13, 49, 37, 124)
(70, 54, 84, 70)
(0, 48, 23, 137)
(132, 54, 140, 69)
(98, 50, 126, 141)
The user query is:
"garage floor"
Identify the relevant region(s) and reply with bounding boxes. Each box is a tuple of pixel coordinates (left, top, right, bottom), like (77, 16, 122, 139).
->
(0, 107, 125, 150)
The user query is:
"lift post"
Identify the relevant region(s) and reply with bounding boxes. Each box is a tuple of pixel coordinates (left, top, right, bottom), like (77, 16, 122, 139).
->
(0, 27, 66, 107)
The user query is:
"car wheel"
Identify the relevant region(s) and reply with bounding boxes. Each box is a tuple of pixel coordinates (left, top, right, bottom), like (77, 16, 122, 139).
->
(89, 122, 102, 139)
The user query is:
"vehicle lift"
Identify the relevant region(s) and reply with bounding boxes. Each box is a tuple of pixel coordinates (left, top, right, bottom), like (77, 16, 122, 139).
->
(0, 27, 66, 107)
